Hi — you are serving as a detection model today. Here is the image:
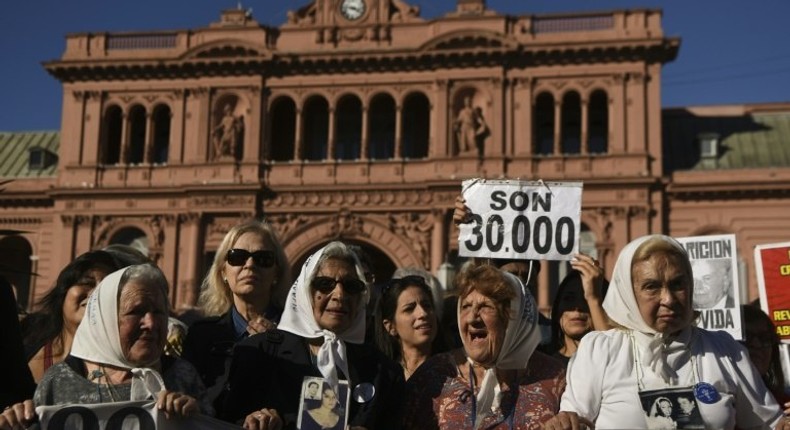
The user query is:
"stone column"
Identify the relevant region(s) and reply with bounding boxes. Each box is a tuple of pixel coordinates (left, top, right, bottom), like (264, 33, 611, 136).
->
(430, 208, 447, 272)
(360, 106, 369, 160)
(327, 107, 336, 160)
(553, 100, 561, 155)
(294, 108, 303, 160)
(581, 97, 589, 155)
(394, 104, 403, 158)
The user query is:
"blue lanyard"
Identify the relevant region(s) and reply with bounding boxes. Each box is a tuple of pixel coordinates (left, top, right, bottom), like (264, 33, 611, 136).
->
(468, 362, 515, 430)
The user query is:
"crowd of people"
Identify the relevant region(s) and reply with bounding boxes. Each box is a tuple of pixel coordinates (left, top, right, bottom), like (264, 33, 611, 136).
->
(1, 200, 790, 429)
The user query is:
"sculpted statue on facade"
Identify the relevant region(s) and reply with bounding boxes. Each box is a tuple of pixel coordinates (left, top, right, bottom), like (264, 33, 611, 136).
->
(212, 104, 243, 160)
(454, 95, 487, 154)
(287, 1, 318, 25)
(390, 0, 420, 21)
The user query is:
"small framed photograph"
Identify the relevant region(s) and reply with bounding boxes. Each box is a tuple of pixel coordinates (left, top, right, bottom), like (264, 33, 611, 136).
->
(296, 377, 350, 430)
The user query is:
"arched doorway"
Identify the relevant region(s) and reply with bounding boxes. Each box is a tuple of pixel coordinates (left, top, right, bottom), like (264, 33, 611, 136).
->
(0, 235, 33, 310)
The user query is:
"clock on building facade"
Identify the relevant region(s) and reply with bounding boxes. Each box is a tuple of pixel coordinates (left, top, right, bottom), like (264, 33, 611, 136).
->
(339, 0, 366, 21)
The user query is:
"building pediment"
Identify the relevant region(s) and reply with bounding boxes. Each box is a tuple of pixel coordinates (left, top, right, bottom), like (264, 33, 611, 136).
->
(420, 30, 516, 52)
(182, 39, 269, 60)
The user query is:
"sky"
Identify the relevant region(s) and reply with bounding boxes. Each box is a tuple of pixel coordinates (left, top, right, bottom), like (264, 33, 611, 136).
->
(1, 0, 789, 132)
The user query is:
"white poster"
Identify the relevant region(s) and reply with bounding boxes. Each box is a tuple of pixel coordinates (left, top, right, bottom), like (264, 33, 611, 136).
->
(676, 234, 742, 340)
(37, 400, 241, 430)
(458, 179, 582, 261)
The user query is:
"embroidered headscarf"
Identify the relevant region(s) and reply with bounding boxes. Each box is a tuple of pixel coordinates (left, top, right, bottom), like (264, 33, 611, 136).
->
(277, 242, 368, 390)
(458, 265, 541, 429)
(71, 264, 167, 400)
(602, 234, 694, 384)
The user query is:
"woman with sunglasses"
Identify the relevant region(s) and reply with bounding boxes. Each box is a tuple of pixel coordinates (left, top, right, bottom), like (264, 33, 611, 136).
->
(374, 273, 446, 380)
(182, 220, 290, 415)
(221, 241, 404, 430)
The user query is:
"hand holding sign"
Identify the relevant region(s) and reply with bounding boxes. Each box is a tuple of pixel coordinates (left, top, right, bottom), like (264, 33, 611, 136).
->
(458, 179, 582, 261)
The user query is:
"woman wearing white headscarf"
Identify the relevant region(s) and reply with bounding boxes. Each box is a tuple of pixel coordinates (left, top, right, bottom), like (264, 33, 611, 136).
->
(221, 241, 404, 430)
(544, 234, 787, 430)
(403, 262, 566, 430)
(0, 265, 209, 428)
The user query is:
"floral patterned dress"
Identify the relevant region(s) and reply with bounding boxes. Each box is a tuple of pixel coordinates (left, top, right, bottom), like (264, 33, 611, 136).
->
(403, 349, 566, 430)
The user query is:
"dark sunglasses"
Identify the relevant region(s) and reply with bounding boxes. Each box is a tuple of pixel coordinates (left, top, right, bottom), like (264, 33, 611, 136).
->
(226, 249, 276, 268)
(311, 276, 366, 295)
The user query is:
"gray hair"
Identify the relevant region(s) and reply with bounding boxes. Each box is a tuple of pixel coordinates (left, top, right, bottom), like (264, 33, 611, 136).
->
(313, 241, 368, 285)
(118, 263, 169, 307)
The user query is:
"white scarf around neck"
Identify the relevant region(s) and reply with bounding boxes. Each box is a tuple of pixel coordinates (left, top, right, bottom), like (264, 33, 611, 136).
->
(71, 266, 166, 401)
(460, 268, 541, 429)
(602, 234, 692, 384)
(277, 243, 368, 390)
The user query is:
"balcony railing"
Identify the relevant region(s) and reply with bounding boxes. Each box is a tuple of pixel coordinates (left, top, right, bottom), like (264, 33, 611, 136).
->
(533, 15, 614, 34)
(106, 33, 178, 50)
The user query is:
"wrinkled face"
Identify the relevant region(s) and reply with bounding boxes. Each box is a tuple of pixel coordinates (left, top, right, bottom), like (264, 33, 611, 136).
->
(385, 286, 437, 350)
(632, 252, 693, 334)
(223, 232, 278, 302)
(459, 290, 507, 366)
(311, 258, 362, 333)
(692, 260, 729, 308)
(321, 388, 338, 410)
(658, 400, 672, 417)
(118, 280, 169, 367)
(63, 266, 112, 332)
(559, 309, 591, 340)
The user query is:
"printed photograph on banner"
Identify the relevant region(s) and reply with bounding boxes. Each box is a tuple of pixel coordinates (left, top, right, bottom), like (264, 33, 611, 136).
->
(676, 234, 742, 340)
(754, 242, 790, 342)
(457, 179, 583, 261)
(638, 387, 705, 430)
(297, 377, 350, 430)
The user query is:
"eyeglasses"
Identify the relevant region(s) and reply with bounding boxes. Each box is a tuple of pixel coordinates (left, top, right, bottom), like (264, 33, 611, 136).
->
(311, 276, 367, 295)
(226, 249, 276, 268)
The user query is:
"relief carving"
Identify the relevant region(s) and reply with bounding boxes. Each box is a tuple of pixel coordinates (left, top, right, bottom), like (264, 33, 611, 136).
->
(266, 213, 310, 242)
(329, 210, 366, 239)
(389, 213, 432, 268)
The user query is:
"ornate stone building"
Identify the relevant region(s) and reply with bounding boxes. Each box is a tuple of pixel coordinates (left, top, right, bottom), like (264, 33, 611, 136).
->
(2, 0, 788, 314)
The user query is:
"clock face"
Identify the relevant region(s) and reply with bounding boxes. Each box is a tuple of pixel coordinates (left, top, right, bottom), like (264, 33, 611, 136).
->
(340, 0, 366, 21)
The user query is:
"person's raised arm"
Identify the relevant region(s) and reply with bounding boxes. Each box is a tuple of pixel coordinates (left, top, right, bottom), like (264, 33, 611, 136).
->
(569, 253, 610, 331)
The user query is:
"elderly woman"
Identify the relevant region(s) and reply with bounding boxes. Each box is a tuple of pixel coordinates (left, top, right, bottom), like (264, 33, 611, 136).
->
(403, 263, 566, 430)
(183, 220, 290, 409)
(222, 241, 404, 430)
(374, 274, 445, 380)
(545, 234, 787, 430)
(21, 250, 121, 382)
(0, 264, 208, 429)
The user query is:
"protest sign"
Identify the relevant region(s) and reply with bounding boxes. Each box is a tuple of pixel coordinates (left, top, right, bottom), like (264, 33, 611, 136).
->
(754, 242, 790, 342)
(458, 179, 582, 261)
(37, 400, 241, 430)
(297, 377, 350, 430)
(676, 234, 742, 340)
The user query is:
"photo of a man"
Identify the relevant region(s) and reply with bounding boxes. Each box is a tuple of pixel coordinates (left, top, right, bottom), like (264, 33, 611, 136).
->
(691, 258, 734, 309)
(305, 380, 321, 400)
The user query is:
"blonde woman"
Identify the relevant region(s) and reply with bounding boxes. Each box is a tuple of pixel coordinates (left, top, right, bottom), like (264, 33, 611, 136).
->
(182, 219, 290, 414)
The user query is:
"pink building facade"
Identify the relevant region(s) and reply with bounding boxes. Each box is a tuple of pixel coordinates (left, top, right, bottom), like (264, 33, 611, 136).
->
(2, 0, 789, 315)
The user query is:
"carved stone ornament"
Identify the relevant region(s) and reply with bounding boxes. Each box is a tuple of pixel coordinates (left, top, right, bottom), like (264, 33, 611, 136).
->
(266, 213, 311, 243)
(389, 212, 432, 268)
(329, 210, 366, 239)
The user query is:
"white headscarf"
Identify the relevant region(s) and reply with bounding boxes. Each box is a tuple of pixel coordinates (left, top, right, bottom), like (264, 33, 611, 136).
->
(277, 242, 368, 390)
(71, 266, 167, 400)
(459, 267, 541, 429)
(602, 234, 692, 384)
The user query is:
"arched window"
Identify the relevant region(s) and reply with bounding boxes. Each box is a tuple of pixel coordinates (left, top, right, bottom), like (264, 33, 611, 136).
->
(151, 104, 170, 164)
(100, 105, 123, 165)
(0, 236, 33, 311)
(588, 90, 609, 154)
(335, 95, 362, 160)
(561, 91, 581, 154)
(534, 93, 554, 155)
(368, 93, 396, 160)
(303, 96, 329, 161)
(127, 105, 147, 164)
(270, 97, 297, 162)
(401, 92, 430, 158)
(109, 227, 149, 257)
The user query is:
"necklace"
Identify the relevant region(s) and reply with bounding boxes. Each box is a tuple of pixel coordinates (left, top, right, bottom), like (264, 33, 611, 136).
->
(99, 365, 123, 402)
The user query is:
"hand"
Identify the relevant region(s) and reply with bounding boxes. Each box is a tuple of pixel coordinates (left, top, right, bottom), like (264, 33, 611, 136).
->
(774, 415, 790, 430)
(243, 408, 282, 430)
(157, 390, 198, 419)
(542, 411, 594, 430)
(453, 196, 473, 225)
(569, 253, 604, 302)
(0, 400, 36, 430)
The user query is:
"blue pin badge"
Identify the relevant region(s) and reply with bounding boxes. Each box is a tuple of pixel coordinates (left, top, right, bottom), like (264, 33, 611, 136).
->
(693, 382, 721, 404)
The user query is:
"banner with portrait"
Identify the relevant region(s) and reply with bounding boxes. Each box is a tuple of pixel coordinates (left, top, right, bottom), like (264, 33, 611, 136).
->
(676, 234, 742, 340)
(296, 377, 350, 430)
(37, 400, 241, 430)
(754, 241, 790, 342)
(458, 179, 582, 261)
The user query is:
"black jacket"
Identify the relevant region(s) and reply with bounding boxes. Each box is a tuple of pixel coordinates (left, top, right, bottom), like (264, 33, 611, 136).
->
(182, 312, 237, 412)
(221, 329, 404, 430)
